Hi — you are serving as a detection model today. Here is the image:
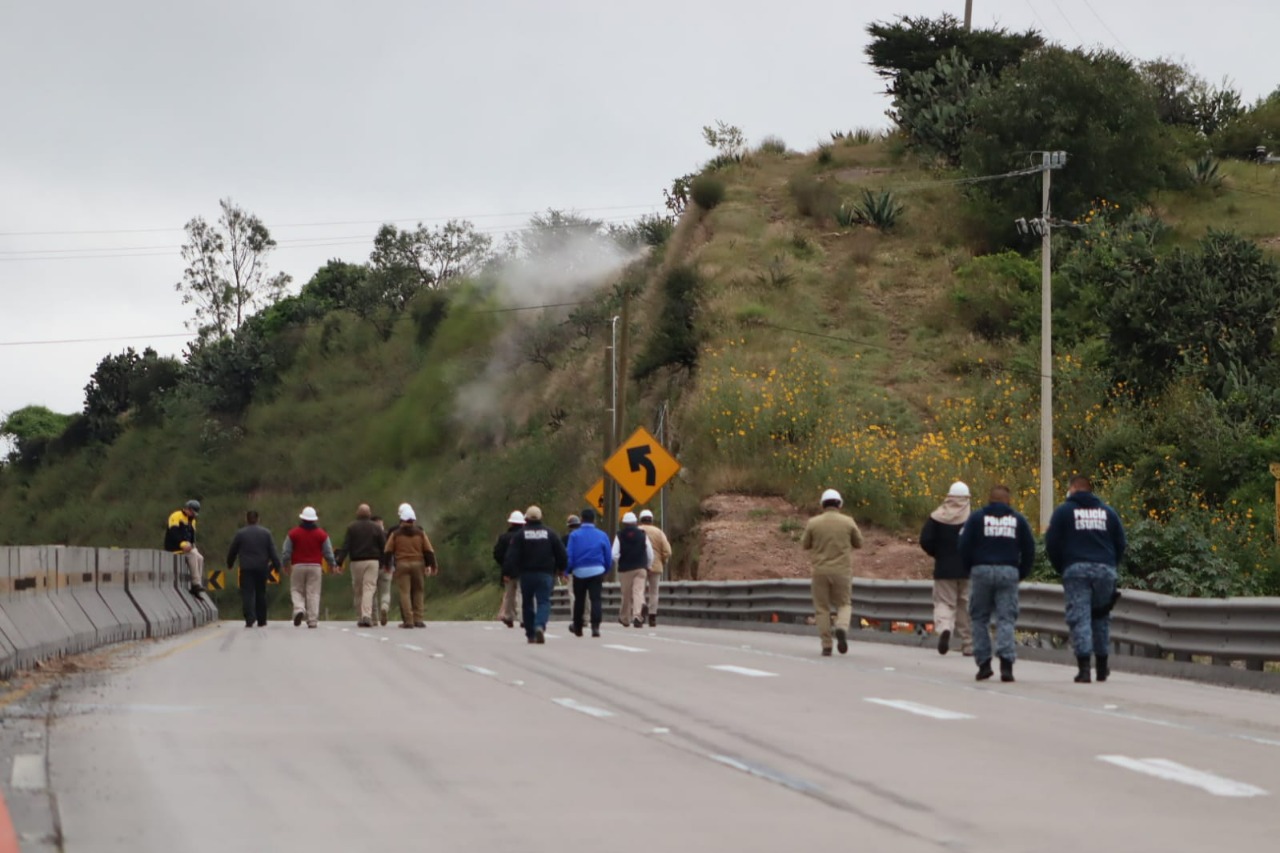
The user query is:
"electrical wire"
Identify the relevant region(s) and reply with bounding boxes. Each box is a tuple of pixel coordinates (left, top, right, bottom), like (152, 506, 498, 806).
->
(1080, 0, 1132, 54)
(1045, 0, 1087, 44)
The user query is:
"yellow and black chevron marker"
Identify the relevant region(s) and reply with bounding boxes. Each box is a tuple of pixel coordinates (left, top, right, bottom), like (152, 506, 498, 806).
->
(206, 569, 225, 591)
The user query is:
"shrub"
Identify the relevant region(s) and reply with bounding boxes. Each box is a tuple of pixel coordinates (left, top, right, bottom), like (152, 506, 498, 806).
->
(633, 266, 702, 379)
(853, 189, 905, 231)
(816, 144, 834, 165)
(788, 174, 840, 221)
(1189, 153, 1224, 188)
(735, 303, 768, 325)
(948, 251, 1039, 340)
(1212, 98, 1280, 159)
(891, 47, 993, 163)
(690, 175, 726, 210)
(757, 136, 787, 155)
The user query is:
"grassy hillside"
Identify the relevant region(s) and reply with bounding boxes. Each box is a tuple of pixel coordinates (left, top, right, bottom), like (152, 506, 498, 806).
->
(3, 130, 1280, 612)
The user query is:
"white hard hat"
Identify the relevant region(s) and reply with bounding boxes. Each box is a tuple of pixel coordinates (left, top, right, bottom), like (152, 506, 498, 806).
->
(947, 481, 971, 498)
(821, 489, 842, 507)
(621, 512, 638, 524)
(299, 506, 319, 522)
(507, 510, 526, 525)
(399, 505, 416, 522)
(639, 509, 654, 521)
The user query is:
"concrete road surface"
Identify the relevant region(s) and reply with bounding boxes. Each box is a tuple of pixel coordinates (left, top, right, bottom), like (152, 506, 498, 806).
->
(5, 621, 1280, 852)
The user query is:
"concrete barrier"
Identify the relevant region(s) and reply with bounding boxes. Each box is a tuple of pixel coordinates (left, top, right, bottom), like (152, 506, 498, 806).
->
(156, 552, 195, 633)
(56, 547, 126, 648)
(7, 547, 76, 663)
(124, 549, 183, 638)
(44, 546, 102, 654)
(170, 552, 216, 625)
(0, 548, 21, 680)
(96, 549, 149, 641)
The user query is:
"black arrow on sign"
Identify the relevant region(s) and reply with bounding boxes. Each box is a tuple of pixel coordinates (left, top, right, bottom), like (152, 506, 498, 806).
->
(627, 445, 657, 486)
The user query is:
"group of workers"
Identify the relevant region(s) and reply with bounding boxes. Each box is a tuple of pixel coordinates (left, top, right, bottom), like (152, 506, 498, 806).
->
(174, 472, 1126, 684)
(494, 506, 671, 644)
(802, 475, 1126, 684)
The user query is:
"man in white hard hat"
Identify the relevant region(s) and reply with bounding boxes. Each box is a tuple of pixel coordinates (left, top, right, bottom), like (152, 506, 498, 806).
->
(282, 506, 337, 629)
(637, 509, 672, 627)
(612, 512, 653, 628)
(493, 510, 526, 628)
(920, 482, 974, 656)
(800, 489, 864, 656)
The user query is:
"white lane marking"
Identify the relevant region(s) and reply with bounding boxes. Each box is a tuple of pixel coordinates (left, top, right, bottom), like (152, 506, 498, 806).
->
(380, 637, 389, 642)
(356, 632, 375, 639)
(553, 698, 614, 718)
(710, 755, 821, 793)
(603, 644, 648, 653)
(398, 644, 424, 652)
(431, 653, 445, 658)
(864, 699, 974, 721)
(11, 754, 47, 790)
(544, 633, 562, 639)
(1103, 704, 1119, 710)
(651, 727, 671, 734)
(512, 680, 525, 686)
(464, 665, 497, 677)
(884, 667, 896, 671)
(1234, 735, 1280, 747)
(1098, 756, 1268, 798)
(708, 665, 778, 678)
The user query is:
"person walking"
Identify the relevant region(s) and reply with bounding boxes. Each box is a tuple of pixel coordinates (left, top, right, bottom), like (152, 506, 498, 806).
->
(800, 489, 864, 656)
(1045, 474, 1127, 684)
(921, 482, 973, 656)
(371, 515, 392, 626)
(165, 499, 206, 595)
(503, 506, 567, 644)
(612, 512, 653, 628)
(340, 504, 387, 628)
(226, 510, 282, 628)
(283, 507, 338, 629)
(493, 510, 525, 628)
(562, 514, 581, 619)
(384, 504, 436, 628)
(638, 509, 672, 627)
(958, 485, 1036, 683)
(565, 508, 611, 638)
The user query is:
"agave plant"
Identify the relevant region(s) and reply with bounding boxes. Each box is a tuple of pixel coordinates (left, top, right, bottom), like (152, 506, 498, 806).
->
(854, 189, 905, 231)
(1190, 153, 1224, 189)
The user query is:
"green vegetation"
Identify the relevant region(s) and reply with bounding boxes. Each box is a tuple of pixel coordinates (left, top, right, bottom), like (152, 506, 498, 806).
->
(4, 17, 1280, 606)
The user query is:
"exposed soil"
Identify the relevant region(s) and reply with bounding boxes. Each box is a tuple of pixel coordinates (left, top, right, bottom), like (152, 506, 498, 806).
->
(694, 493, 932, 582)
(833, 167, 896, 185)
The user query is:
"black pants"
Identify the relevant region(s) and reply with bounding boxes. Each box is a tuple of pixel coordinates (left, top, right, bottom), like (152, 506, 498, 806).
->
(241, 568, 270, 625)
(572, 575, 604, 629)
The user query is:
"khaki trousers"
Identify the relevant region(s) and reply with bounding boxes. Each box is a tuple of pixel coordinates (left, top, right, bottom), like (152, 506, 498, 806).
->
(811, 573, 852, 650)
(376, 569, 392, 617)
(290, 564, 323, 626)
(932, 579, 973, 653)
(618, 569, 647, 624)
(350, 560, 379, 621)
(395, 561, 426, 625)
(645, 571, 661, 616)
(498, 577, 521, 623)
(185, 547, 205, 586)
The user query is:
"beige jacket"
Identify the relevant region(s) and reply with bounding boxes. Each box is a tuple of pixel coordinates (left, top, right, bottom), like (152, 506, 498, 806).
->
(800, 509, 863, 576)
(639, 523, 673, 574)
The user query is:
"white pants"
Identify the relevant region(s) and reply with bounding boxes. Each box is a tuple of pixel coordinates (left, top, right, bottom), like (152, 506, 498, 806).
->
(376, 569, 393, 617)
(290, 564, 323, 626)
(185, 548, 205, 587)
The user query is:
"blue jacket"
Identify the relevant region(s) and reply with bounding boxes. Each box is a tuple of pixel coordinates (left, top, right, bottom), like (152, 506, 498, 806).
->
(566, 523, 611, 578)
(1044, 491, 1126, 573)
(959, 502, 1036, 578)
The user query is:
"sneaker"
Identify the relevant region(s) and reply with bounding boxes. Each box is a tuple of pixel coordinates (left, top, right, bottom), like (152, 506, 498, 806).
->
(976, 660, 994, 681)
(535, 628, 546, 644)
(937, 629, 951, 656)
(189, 584, 205, 596)
(379, 610, 388, 626)
(836, 628, 849, 655)
(632, 618, 644, 629)
(293, 612, 305, 627)
(649, 615, 657, 627)
(821, 648, 833, 657)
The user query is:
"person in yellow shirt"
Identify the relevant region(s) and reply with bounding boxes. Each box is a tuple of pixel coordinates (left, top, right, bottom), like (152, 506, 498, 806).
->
(800, 489, 864, 656)
(165, 499, 205, 595)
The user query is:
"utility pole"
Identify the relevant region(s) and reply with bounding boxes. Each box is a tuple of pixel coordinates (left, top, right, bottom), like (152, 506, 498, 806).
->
(1036, 151, 1067, 531)
(964, 0, 973, 31)
(604, 316, 619, 541)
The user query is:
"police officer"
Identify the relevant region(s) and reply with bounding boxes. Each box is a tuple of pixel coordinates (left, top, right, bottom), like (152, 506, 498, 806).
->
(958, 485, 1036, 683)
(800, 489, 863, 656)
(503, 506, 567, 644)
(1045, 474, 1127, 684)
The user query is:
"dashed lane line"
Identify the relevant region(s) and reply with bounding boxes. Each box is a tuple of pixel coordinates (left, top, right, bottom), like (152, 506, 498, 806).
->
(464, 665, 498, 677)
(708, 664, 778, 678)
(552, 698, 614, 718)
(10, 754, 46, 791)
(864, 699, 974, 721)
(602, 644, 648, 653)
(1098, 756, 1268, 798)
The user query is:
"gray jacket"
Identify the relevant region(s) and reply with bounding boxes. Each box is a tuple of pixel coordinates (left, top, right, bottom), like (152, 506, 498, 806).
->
(226, 524, 282, 572)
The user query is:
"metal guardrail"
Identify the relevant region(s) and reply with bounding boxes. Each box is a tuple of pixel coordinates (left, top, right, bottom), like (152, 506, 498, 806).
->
(552, 578, 1280, 671)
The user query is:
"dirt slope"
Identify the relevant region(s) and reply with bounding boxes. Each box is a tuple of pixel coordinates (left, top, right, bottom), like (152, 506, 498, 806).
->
(694, 494, 932, 582)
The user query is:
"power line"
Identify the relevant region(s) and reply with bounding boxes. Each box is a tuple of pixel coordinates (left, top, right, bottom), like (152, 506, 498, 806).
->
(1023, 0, 1057, 39)
(1080, 0, 1132, 54)
(0, 203, 663, 239)
(1045, 0, 1087, 44)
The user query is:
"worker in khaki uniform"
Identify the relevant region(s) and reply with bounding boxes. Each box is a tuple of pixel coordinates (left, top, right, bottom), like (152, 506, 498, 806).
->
(637, 509, 672, 627)
(612, 512, 653, 628)
(384, 504, 436, 628)
(340, 504, 386, 628)
(800, 489, 864, 656)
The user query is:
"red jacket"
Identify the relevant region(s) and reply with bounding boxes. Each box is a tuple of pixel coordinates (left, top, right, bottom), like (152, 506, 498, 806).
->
(286, 524, 332, 566)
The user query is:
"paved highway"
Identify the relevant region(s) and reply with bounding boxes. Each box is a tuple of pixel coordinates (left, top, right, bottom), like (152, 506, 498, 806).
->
(4, 621, 1280, 851)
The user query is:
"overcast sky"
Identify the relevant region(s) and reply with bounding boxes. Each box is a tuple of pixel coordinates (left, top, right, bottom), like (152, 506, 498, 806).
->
(2, 0, 1277, 424)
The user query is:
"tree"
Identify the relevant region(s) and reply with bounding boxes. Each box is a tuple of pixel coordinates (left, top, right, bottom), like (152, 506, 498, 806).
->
(1141, 59, 1244, 137)
(891, 47, 992, 163)
(83, 347, 183, 438)
(962, 48, 1179, 221)
(864, 14, 1041, 99)
(702, 120, 747, 167)
(633, 266, 702, 380)
(299, 259, 370, 310)
(1, 405, 74, 465)
(176, 198, 291, 340)
(369, 219, 493, 294)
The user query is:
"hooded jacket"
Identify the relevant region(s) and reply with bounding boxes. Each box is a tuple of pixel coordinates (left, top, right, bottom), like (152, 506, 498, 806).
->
(1044, 491, 1127, 573)
(639, 523, 673, 574)
(920, 518, 967, 580)
(503, 521, 567, 576)
(958, 502, 1036, 578)
(493, 525, 523, 578)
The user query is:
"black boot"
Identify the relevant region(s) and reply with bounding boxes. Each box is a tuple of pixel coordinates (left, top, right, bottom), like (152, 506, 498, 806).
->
(1075, 655, 1092, 683)
(999, 657, 1015, 683)
(1096, 655, 1110, 682)
(937, 629, 951, 656)
(975, 659, 993, 681)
